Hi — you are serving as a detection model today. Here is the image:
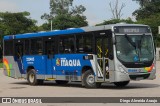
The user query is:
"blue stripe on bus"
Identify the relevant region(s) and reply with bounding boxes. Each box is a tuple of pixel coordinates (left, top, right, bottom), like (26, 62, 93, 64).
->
(4, 35, 15, 40)
(4, 28, 85, 40)
(22, 54, 91, 76)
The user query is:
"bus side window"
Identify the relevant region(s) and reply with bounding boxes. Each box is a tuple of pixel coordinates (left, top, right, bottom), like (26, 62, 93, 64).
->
(4, 40, 13, 56)
(59, 39, 65, 53)
(76, 33, 93, 53)
(59, 36, 75, 54)
(31, 38, 43, 55)
(45, 40, 55, 58)
(15, 43, 23, 59)
(108, 30, 114, 60)
(24, 40, 30, 55)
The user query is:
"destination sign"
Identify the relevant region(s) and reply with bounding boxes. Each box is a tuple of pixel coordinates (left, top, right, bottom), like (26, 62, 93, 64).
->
(114, 26, 150, 34)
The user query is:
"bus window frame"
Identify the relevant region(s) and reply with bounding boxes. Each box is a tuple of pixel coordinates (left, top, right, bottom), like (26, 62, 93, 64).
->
(24, 39, 30, 55)
(30, 37, 43, 55)
(93, 30, 113, 59)
(75, 32, 94, 54)
(43, 36, 56, 57)
(14, 39, 24, 57)
(58, 34, 76, 54)
(4, 40, 14, 56)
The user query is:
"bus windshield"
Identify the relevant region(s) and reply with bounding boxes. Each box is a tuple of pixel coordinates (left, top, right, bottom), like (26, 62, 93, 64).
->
(116, 35, 154, 63)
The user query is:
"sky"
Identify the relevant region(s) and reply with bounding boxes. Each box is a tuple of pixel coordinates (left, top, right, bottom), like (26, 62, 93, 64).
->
(0, 0, 140, 26)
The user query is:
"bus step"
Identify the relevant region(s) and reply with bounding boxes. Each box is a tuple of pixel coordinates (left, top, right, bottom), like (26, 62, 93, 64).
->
(46, 78, 56, 81)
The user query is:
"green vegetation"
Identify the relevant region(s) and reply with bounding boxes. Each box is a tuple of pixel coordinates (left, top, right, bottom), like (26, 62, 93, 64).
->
(41, 0, 88, 30)
(0, 63, 3, 68)
(0, 11, 38, 36)
(132, 0, 160, 47)
(0, 11, 38, 59)
(96, 18, 134, 26)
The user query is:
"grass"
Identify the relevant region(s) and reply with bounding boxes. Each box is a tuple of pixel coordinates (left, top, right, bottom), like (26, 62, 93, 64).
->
(0, 63, 3, 68)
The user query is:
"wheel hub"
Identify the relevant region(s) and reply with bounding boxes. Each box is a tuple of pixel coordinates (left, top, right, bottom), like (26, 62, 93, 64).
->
(87, 74, 95, 85)
(29, 74, 34, 83)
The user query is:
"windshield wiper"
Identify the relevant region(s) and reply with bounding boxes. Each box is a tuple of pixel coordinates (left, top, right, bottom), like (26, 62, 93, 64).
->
(124, 34, 136, 49)
(124, 34, 139, 61)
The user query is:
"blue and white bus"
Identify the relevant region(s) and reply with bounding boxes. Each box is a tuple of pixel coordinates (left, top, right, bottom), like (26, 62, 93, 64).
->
(3, 23, 156, 88)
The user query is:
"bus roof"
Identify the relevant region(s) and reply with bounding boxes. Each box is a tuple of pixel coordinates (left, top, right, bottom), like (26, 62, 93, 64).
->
(4, 28, 85, 40)
(4, 23, 149, 40)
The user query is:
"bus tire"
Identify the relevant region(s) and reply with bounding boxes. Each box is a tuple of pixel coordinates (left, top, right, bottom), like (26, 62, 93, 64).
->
(55, 80, 68, 85)
(27, 69, 38, 86)
(114, 81, 130, 87)
(83, 70, 100, 88)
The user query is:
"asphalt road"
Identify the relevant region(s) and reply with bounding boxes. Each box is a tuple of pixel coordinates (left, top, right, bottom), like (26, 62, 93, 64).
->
(0, 61, 160, 106)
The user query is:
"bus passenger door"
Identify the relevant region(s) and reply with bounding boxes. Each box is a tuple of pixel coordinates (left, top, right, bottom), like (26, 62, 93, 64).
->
(14, 40, 25, 77)
(95, 32, 109, 81)
(45, 38, 56, 79)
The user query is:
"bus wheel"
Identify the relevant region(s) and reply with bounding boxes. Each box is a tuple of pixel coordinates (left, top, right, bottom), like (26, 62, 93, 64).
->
(55, 80, 68, 85)
(83, 70, 100, 88)
(27, 69, 39, 85)
(114, 81, 130, 87)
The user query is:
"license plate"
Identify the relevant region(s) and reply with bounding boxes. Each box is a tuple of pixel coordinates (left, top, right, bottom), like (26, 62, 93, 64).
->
(136, 77, 144, 80)
(128, 69, 143, 73)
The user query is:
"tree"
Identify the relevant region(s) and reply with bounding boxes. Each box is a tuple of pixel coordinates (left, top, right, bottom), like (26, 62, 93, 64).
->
(136, 13, 160, 46)
(133, 0, 160, 7)
(109, 0, 125, 19)
(133, 0, 151, 7)
(133, 1, 160, 20)
(0, 12, 38, 60)
(96, 18, 134, 26)
(0, 11, 38, 36)
(41, 0, 88, 30)
(132, 0, 160, 46)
